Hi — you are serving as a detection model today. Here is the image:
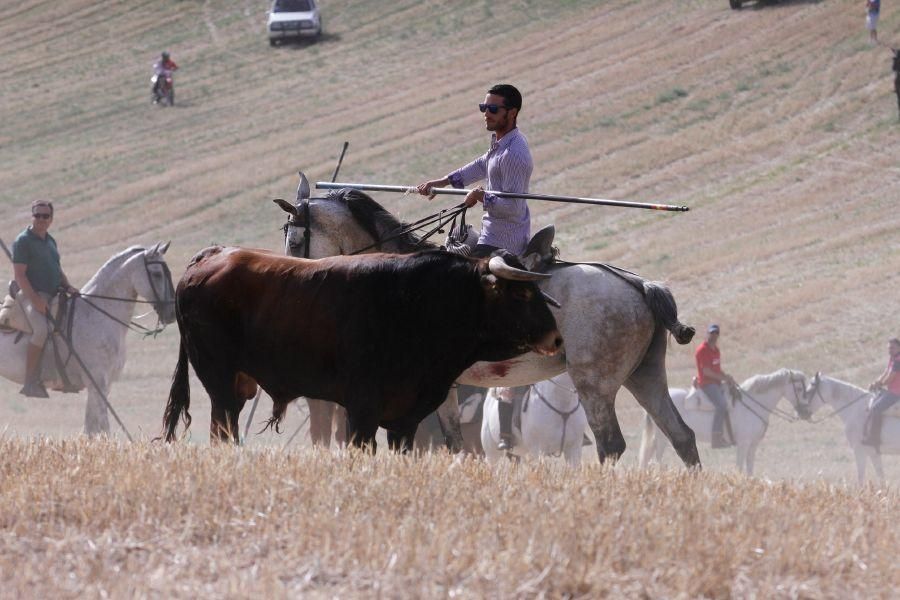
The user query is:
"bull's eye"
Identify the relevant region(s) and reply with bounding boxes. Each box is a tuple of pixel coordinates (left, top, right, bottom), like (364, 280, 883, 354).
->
(512, 288, 533, 302)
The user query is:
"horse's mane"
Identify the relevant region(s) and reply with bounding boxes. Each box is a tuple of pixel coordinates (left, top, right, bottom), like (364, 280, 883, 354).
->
(743, 368, 798, 393)
(819, 374, 866, 395)
(82, 246, 146, 289)
(332, 189, 437, 253)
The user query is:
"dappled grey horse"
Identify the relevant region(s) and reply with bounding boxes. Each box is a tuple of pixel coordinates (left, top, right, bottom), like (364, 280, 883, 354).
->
(275, 176, 699, 466)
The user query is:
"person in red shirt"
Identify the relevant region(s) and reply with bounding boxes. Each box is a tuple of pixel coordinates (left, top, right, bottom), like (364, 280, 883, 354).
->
(694, 324, 737, 448)
(862, 337, 900, 449)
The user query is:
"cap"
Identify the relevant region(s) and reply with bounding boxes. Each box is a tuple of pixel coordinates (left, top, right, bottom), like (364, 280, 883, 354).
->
(708, 324, 720, 334)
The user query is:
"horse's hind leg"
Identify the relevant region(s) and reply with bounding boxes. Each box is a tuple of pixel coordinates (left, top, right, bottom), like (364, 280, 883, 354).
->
(307, 398, 335, 447)
(569, 374, 625, 463)
(625, 330, 700, 468)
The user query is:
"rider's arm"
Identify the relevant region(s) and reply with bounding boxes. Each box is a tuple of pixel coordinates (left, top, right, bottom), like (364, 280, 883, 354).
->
(701, 366, 729, 383)
(59, 269, 78, 295)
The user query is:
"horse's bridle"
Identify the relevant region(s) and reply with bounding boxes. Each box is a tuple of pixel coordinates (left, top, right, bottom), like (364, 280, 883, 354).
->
(283, 198, 312, 258)
(143, 253, 175, 314)
(732, 370, 811, 425)
(74, 250, 175, 336)
(281, 193, 467, 259)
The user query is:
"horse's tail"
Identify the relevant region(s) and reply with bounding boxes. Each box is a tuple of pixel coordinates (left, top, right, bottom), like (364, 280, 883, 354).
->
(590, 264, 694, 345)
(163, 337, 192, 442)
(637, 411, 656, 468)
(642, 281, 695, 345)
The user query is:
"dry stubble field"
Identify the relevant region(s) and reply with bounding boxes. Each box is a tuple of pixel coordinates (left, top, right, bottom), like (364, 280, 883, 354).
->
(0, 0, 898, 596)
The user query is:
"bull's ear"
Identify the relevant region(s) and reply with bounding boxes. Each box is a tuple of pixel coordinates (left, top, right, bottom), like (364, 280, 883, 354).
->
(273, 198, 299, 217)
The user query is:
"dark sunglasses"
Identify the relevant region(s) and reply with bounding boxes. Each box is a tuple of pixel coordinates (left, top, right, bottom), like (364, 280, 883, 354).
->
(33, 213, 52, 220)
(478, 103, 508, 114)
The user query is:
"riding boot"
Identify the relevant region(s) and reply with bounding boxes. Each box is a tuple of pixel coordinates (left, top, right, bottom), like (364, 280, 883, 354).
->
(862, 413, 882, 449)
(711, 408, 729, 449)
(20, 343, 48, 398)
(497, 400, 514, 451)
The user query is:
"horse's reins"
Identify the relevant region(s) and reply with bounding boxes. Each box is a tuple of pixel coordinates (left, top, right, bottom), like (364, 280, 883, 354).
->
(70, 255, 174, 337)
(282, 195, 468, 258)
(527, 385, 583, 457)
(733, 383, 802, 425)
(803, 378, 873, 424)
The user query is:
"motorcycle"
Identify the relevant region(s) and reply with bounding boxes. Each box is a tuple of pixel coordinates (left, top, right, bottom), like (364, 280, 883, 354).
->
(151, 72, 175, 106)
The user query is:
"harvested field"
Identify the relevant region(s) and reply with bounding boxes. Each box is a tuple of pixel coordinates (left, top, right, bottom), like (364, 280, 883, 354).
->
(1, 438, 897, 598)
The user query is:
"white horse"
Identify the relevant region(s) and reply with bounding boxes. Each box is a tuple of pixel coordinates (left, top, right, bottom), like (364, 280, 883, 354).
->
(803, 373, 899, 485)
(0, 244, 176, 435)
(639, 369, 809, 475)
(482, 373, 588, 467)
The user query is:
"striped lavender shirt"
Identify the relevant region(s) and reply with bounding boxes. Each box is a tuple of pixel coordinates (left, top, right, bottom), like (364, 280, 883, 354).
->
(446, 128, 533, 255)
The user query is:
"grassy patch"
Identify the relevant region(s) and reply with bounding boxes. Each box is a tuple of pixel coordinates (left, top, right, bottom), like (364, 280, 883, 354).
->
(657, 88, 689, 105)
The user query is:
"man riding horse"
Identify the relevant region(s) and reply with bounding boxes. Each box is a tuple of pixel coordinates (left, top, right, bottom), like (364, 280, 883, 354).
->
(11, 200, 79, 398)
(418, 83, 533, 453)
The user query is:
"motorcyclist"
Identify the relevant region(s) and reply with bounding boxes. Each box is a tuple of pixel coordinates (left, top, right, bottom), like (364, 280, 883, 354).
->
(151, 52, 178, 102)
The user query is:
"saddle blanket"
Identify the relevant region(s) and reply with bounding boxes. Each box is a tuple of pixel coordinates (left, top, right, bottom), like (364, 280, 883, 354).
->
(0, 293, 31, 333)
(684, 387, 722, 412)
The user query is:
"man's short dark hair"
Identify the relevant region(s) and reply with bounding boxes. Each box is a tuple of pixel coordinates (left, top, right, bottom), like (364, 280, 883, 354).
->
(488, 84, 523, 111)
(31, 200, 53, 216)
(890, 337, 900, 346)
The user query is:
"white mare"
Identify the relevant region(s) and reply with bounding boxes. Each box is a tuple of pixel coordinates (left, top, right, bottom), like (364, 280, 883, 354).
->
(638, 369, 809, 475)
(482, 373, 588, 467)
(0, 244, 176, 435)
(803, 373, 900, 485)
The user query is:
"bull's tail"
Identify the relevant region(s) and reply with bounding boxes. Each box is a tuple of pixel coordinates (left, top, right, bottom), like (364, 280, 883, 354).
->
(163, 338, 192, 442)
(642, 281, 695, 345)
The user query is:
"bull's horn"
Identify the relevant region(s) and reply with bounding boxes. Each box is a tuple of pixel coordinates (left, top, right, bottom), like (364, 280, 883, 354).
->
(488, 256, 552, 281)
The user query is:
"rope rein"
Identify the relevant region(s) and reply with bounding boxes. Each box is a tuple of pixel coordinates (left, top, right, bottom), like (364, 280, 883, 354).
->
(807, 386, 872, 424)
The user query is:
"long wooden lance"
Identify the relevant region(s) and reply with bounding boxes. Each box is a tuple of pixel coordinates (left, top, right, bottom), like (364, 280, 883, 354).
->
(316, 181, 689, 212)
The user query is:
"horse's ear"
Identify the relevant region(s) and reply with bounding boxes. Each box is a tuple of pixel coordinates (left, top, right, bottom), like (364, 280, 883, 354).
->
(159, 241, 171, 254)
(296, 172, 310, 202)
(150, 242, 161, 254)
(273, 198, 299, 217)
(814, 371, 821, 381)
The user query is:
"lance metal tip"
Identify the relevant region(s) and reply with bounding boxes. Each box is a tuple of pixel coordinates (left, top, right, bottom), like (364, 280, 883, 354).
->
(316, 181, 689, 212)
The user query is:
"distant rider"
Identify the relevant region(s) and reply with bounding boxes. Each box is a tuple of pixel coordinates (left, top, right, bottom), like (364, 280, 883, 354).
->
(152, 51, 178, 101)
(695, 324, 737, 448)
(417, 83, 534, 452)
(862, 338, 900, 450)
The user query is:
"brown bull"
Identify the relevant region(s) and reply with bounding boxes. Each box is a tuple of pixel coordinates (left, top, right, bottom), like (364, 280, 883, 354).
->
(162, 246, 561, 451)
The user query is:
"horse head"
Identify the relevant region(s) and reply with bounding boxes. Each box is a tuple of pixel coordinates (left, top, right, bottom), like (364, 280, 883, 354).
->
(135, 242, 176, 325)
(787, 370, 813, 421)
(801, 371, 825, 415)
(274, 172, 436, 260)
